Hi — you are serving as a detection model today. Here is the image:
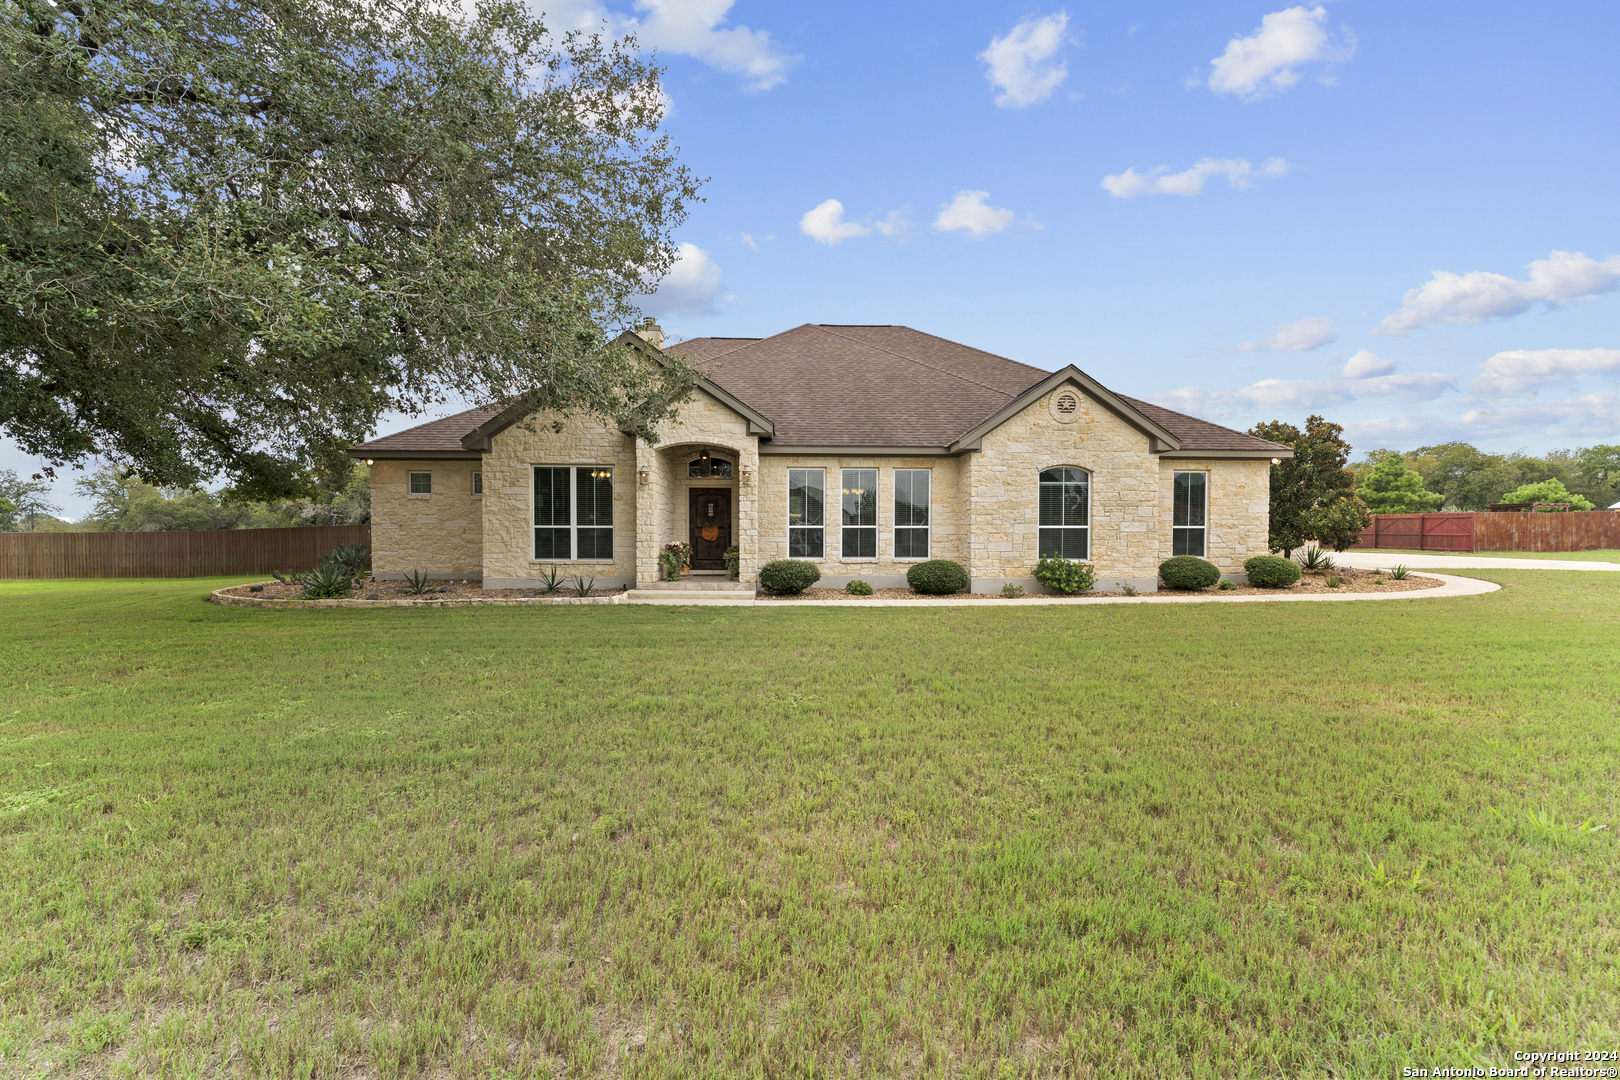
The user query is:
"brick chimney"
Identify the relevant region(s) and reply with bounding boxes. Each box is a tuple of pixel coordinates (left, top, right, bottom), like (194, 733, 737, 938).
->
(637, 317, 664, 350)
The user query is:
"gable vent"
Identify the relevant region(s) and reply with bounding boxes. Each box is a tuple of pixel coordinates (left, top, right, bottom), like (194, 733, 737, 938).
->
(1056, 392, 1078, 414)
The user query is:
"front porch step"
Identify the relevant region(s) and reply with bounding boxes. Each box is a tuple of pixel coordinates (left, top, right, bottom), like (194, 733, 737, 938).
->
(635, 580, 752, 592)
(624, 589, 755, 606)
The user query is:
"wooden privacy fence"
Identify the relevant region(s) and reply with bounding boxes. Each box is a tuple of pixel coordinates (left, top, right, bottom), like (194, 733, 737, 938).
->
(0, 524, 370, 580)
(1355, 512, 1620, 553)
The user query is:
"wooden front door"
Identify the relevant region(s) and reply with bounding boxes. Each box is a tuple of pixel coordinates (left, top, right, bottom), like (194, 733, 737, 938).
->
(689, 488, 731, 569)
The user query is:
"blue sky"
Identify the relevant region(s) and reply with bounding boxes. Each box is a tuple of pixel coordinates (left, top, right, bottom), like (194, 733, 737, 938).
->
(9, 1, 1618, 518)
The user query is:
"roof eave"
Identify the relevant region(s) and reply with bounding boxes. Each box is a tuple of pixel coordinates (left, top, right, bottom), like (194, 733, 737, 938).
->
(1157, 447, 1296, 460)
(348, 448, 483, 461)
(949, 367, 1183, 453)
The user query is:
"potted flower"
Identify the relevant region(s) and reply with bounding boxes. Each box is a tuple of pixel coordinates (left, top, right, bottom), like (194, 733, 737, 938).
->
(659, 542, 688, 581)
(724, 545, 740, 581)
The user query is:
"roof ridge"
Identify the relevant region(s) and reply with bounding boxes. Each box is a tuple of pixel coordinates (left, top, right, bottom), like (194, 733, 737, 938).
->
(810, 324, 1031, 400)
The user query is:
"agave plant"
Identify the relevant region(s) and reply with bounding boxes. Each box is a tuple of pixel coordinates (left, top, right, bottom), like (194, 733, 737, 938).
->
(404, 569, 431, 595)
(570, 575, 596, 598)
(1298, 546, 1336, 571)
(1389, 564, 1410, 580)
(302, 561, 355, 599)
(537, 565, 565, 595)
(327, 543, 369, 578)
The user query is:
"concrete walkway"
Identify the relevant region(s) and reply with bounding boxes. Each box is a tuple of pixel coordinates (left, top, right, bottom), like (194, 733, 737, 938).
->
(1334, 552, 1620, 572)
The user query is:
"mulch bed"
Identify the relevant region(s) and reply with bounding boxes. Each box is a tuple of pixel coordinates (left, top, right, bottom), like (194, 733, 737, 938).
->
(219, 579, 622, 601)
(758, 567, 1442, 600)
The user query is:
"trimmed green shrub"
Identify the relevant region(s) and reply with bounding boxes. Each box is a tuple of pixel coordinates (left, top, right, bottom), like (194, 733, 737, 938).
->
(1034, 557, 1095, 595)
(1158, 555, 1220, 590)
(844, 579, 874, 596)
(759, 559, 820, 595)
(907, 559, 969, 595)
(1244, 555, 1301, 588)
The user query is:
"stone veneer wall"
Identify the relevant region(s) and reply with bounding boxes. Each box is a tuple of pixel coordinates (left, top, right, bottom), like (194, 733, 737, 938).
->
(1158, 458, 1272, 577)
(755, 456, 963, 587)
(963, 387, 1164, 593)
(636, 392, 760, 586)
(481, 415, 638, 589)
(369, 459, 483, 578)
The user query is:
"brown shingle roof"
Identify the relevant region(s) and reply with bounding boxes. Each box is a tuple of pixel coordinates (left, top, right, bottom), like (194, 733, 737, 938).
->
(667, 324, 1048, 446)
(1120, 397, 1292, 454)
(345, 328, 1293, 457)
(350, 405, 502, 456)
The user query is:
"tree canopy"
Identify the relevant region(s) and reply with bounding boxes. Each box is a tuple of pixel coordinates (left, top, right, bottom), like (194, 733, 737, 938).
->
(1249, 415, 1369, 553)
(1356, 455, 1444, 514)
(1500, 478, 1595, 512)
(1369, 442, 1620, 511)
(1, 0, 701, 497)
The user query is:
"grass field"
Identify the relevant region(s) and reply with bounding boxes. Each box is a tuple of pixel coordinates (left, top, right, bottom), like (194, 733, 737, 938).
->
(1, 574, 1617, 1078)
(1358, 548, 1620, 562)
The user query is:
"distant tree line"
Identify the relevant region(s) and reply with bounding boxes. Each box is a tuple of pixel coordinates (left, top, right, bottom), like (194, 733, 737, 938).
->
(1350, 443, 1617, 513)
(0, 464, 368, 533)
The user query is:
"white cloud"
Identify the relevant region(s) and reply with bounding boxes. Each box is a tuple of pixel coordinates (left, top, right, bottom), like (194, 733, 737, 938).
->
(738, 232, 774, 252)
(1341, 350, 1396, 379)
(1470, 348, 1620, 396)
(1208, 5, 1353, 100)
(1460, 393, 1620, 439)
(1159, 369, 1455, 419)
(932, 190, 1032, 236)
(1377, 251, 1620, 334)
(872, 209, 911, 237)
(530, 0, 796, 91)
(979, 11, 1071, 108)
(1101, 157, 1288, 198)
(1236, 315, 1336, 352)
(799, 200, 871, 246)
(639, 242, 724, 316)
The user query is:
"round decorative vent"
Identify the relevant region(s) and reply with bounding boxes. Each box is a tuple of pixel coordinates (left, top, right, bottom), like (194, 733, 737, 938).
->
(1050, 389, 1082, 424)
(1056, 392, 1078, 414)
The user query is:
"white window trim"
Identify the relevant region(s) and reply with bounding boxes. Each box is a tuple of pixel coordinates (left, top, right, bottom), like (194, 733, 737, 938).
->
(530, 465, 616, 563)
(839, 468, 879, 562)
(1038, 467, 1091, 561)
(787, 467, 826, 560)
(893, 468, 931, 561)
(1172, 470, 1208, 558)
(408, 471, 432, 498)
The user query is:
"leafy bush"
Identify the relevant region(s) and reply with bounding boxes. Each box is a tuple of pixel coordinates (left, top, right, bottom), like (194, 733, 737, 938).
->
(759, 559, 820, 595)
(1500, 478, 1594, 511)
(999, 582, 1025, 598)
(1034, 557, 1095, 595)
(1244, 555, 1301, 588)
(1217, 580, 1237, 591)
(907, 559, 969, 595)
(844, 579, 873, 596)
(302, 561, 354, 599)
(1158, 555, 1220, 590)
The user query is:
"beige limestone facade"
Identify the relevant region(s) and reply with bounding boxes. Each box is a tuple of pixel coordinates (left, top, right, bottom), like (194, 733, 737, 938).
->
(361, 360, 1280, 594)
(369, 458, 483, 578)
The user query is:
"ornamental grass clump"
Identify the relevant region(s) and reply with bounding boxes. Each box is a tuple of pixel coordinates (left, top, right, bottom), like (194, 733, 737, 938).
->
(906, 559, 969, 595)
(759, 560, 820, 595)
(1244, 555, 1302, 588)
(1033, 557, 1095, 595)
(1158, 555, 1220, 591)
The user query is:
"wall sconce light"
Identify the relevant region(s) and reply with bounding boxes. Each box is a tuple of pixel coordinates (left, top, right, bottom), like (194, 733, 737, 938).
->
(637, 467, 650, 485)
(1270, 457, 1282, 465)
(740, 466, 752, 483)
(365, 459, 374, 465)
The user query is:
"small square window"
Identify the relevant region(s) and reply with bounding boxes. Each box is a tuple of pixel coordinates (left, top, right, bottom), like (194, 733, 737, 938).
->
(409, 472, 432, 494)
(472, 472, 483, 495)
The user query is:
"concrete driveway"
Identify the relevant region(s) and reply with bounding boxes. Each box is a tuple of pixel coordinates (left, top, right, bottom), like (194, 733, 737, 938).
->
(1332, 551, 1620, 571)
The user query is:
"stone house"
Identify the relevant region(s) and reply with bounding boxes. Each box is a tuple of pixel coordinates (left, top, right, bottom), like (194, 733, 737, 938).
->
(348, 324, 1292, 593)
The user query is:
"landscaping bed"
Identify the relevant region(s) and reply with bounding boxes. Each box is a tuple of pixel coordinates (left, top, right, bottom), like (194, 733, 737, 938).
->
(758, 566, 1441, 600)
(217, 578, 622, 602)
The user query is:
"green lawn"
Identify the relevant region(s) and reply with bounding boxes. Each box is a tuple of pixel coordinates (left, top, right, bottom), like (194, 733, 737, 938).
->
(1359, 548, 1620, 562)
(1, 575, 1617, 1078)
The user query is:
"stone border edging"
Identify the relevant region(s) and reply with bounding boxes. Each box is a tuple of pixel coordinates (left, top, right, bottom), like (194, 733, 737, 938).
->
(751, 572, 1498, 607)
(208, 585, 627, 609)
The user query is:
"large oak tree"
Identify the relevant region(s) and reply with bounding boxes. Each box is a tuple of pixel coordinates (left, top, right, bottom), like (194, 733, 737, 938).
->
(1, 0, 701, 496)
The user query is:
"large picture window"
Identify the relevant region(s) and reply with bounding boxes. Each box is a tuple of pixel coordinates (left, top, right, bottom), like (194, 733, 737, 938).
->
(788, 468, 825, 558)
(841, 469, 877, 558)
(533, 466, 614, 560)
(894, 469, 930, 559)
(1173, 471, 1207, 557)
(1038, 467, 1090, 559)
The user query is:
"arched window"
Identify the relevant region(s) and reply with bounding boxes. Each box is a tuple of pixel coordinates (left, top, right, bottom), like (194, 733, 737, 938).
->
(688, 456, 733, 478)
(1039, 467, 1089, 559)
